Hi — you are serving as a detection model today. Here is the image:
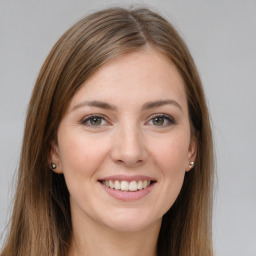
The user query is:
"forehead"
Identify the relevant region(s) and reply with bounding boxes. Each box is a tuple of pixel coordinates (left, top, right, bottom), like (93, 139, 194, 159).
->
(68, 48, 188, 113)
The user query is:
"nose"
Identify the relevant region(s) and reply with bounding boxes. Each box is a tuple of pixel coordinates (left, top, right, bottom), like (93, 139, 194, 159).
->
(110, 123, 148, 167)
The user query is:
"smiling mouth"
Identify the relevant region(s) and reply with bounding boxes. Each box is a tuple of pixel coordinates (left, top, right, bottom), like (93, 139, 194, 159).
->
(99, 180, 156, 192)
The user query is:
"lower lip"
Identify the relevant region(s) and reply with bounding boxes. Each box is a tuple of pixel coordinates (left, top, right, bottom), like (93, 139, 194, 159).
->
(99, 182, 155, 201)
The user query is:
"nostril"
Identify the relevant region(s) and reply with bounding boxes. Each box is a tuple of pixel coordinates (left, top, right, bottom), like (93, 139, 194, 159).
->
(115, 158, 144, 167)
(110, 132, 148, 166)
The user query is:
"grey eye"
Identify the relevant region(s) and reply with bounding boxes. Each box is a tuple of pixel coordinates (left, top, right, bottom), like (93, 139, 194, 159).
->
(89, 117, 102, 126)
(152, 116, 165, 126)
(81, 115, 108, 127)
(147, 114, 175, 127)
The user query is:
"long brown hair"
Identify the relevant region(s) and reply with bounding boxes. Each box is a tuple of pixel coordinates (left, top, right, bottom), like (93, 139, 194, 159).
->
(1, 7, 214, 256)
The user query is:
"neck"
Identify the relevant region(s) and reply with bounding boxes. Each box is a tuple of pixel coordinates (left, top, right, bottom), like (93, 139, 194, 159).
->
(68, 211, 161, 256)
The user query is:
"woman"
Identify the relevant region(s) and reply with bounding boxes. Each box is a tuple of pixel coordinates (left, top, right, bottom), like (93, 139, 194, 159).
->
(1, 7, 214, 256)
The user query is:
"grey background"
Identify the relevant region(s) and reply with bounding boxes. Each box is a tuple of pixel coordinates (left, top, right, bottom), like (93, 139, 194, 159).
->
(0, 0, 255, 255)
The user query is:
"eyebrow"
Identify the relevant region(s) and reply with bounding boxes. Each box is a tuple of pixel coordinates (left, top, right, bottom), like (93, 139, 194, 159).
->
(71, 99, 183, 113)
(142, 99, 183, 113)
(71, 100, 117, 112)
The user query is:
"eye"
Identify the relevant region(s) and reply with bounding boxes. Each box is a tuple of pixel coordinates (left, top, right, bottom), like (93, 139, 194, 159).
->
(81, 115, 108, 127)
(147, 114, 175, 127)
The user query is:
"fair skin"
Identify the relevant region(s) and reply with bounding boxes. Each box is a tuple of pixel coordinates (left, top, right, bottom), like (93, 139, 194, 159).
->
(51, 48, 197, 256)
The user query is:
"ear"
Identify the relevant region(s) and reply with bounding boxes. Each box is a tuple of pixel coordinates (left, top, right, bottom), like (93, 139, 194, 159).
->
(49, 142, 63, 174)
(185, 135, 198, 172)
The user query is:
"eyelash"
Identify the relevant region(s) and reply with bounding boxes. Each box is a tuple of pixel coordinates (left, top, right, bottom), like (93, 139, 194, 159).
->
(80, 113, 175, 128)
(80, 114, 108, 128)
(147, 113, 176, 127)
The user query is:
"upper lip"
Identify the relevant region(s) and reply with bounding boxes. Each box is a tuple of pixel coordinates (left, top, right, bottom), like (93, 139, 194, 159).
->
(99, 175, 157, 182)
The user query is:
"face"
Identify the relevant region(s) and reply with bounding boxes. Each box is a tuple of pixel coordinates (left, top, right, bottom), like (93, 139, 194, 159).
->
(50, 49, 197, 233)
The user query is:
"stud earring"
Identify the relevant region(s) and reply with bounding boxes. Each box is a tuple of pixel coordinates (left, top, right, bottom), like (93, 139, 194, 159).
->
(51, 163, 56, 170)
(189, 161, 194, 169)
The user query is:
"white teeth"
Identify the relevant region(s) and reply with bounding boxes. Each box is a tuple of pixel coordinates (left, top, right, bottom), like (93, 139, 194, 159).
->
(142, 180, 148, 189)
(137, 180, 143, 190)
(129, 181, 138, 191)
(114, 180, 121, 190)
(109, 180, 114, 189)
(121, 181, 129, 191)
(102, 179, 152, 191)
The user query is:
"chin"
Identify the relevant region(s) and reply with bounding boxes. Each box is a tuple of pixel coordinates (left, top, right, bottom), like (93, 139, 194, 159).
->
(101, 209, 161, 233)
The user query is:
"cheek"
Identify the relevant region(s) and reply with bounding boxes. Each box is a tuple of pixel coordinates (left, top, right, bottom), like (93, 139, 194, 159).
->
(152, 135, 190, 211)
(151, 133, 190, 174)
(58, 133, 111, 206)
(58, 131, 110, 179)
